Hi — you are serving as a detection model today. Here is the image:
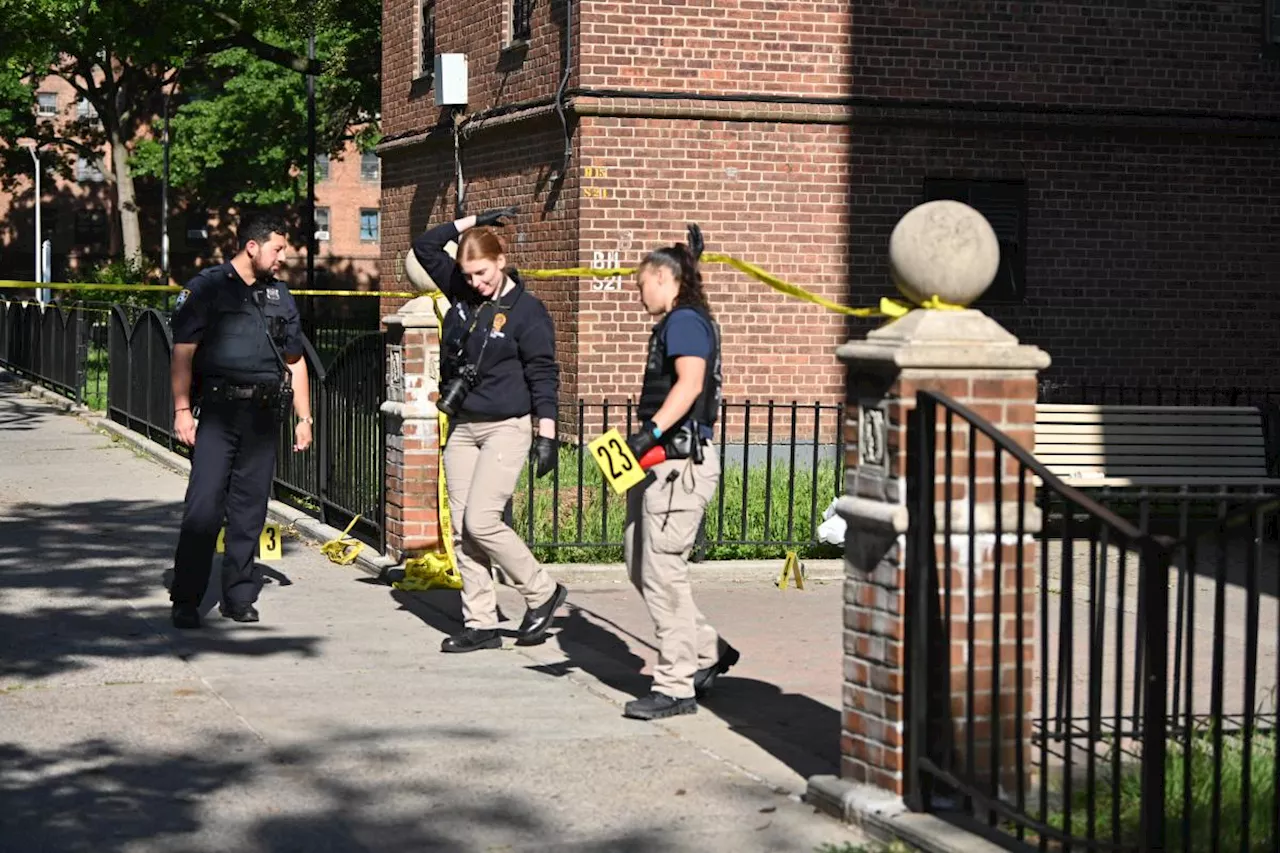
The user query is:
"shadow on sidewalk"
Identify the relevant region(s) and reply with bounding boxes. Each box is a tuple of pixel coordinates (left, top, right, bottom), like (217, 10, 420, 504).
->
(555, 601, 841, 781)
(0, 728, 731, 852)
(0, 499, 324, 683)
(384, 584, 839, 782)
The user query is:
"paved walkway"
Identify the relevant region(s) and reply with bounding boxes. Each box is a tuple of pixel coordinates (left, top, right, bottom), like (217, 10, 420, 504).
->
(0, 377, 861, 853)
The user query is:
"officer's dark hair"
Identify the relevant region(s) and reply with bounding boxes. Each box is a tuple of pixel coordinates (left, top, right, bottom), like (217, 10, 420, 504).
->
(639, 224, 709, 313)
(237, 213, 288, 251)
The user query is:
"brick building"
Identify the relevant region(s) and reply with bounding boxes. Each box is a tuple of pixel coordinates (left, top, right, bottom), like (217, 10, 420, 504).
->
(378, 0, 1280, 424)
(0, 73, 382, 291)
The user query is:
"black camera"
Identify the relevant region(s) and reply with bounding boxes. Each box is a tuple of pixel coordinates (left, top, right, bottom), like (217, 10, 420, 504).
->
(438, 363, 480, 417)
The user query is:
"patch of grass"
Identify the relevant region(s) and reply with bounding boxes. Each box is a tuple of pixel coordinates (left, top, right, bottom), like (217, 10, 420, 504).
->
(1048, 720, 1276, 852)
(510, 445, 843, 563)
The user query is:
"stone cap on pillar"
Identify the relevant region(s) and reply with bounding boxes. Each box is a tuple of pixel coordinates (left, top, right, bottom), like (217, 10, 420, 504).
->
(838, 309, 1051, 374)
(383, 294, 445, 330)
(839, 199, 1050, 374)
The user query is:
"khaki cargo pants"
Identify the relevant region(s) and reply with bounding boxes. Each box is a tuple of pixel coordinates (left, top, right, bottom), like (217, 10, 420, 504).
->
(624, 445, 722, 699)
(444, 417, 558, 629)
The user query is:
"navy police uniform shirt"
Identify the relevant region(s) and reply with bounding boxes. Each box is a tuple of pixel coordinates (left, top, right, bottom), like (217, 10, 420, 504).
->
(411, 222, 559, 422)
(171, 263, 305, 385)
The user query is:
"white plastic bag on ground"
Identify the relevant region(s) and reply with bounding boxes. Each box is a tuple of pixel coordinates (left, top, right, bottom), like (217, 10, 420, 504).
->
(816, 498, 846, 546)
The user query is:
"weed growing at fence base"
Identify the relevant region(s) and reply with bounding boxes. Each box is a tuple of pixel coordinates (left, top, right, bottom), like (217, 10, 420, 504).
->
(82, 344, 108, 411)
(510, 445, 843, 563)
(1047, 722, 1275, 852)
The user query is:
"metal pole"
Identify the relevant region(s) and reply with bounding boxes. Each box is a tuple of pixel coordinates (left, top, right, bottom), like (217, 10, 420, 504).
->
(161, 79, 171, 283)
(28, 145, 41, 301)
(306, 33, 316, 291)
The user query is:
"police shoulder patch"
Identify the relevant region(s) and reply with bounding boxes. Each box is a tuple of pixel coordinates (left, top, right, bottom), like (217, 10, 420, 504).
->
(174, 289, 192, 310)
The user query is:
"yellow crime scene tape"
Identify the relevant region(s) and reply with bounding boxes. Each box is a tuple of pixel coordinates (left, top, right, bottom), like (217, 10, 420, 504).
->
(389, 292, 463, 591)
(5, 253, 962, 586)
(1, 251, 967, 317)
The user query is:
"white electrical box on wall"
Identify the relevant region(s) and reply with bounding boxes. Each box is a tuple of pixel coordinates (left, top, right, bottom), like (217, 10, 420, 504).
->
(434, 54, 469, 106)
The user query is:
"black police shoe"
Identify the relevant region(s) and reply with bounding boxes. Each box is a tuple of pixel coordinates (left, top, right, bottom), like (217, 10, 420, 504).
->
(441, 627, 502, 653)
(693, 644, 741, 699)
(623, 692, 698, 721)
(171, 603, 201, 630)
(516, 583, 568, 645)
(219, 603, 260, 623)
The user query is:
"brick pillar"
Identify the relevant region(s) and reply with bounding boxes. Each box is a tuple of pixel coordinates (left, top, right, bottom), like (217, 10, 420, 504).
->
(381, 296, 445, 562)
(808, 307, 1049, 819)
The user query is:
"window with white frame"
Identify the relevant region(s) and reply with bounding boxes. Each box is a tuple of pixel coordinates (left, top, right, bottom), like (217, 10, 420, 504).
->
(359, 209, 380, 243)
(76, 97, 98, 120)
(315, 207, 331, 241)
(76, 155, 105, 183)
(315, 153, 330, 181)
(36, 92, 57, 116)
(360, 152, 380, 182)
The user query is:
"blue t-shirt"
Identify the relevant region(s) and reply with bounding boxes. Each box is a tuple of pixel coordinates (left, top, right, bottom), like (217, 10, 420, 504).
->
(663, 308, 714, 360)
(662, 308, 716, 438)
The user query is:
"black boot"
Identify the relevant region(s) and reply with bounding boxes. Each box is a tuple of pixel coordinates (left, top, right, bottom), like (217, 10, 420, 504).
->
(219, 603, 260, 623)
(516, 584, 568, 645)
(693, 644, 741, 699)
(441, 627, 502, 653)
(171, 603, 201, 630)
(623, 692, 697, 721)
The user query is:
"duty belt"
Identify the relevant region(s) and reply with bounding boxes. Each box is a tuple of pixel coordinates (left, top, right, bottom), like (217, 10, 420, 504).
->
(204, 379, 277, 403)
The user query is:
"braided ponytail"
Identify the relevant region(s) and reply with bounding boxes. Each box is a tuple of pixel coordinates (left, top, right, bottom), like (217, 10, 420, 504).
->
(639, 223, 712, 315)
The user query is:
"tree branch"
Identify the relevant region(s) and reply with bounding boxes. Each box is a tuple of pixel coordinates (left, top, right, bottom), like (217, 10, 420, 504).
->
(194, 8, 323, 75)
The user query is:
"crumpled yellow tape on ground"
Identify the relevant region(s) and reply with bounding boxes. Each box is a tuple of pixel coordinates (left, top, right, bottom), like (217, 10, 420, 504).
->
(321, 515, 365, 565)
(392, 292, 463, 593)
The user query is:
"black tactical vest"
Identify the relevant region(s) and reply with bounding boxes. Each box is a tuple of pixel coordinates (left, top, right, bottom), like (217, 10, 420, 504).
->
(637, 306, 722, 433)
(195, 269, 289, 385)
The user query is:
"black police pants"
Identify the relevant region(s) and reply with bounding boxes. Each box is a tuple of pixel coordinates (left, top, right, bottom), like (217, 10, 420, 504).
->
(170, 400, 279, 608)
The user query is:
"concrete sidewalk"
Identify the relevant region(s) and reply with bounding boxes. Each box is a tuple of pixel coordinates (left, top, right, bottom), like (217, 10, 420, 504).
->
(0, 377, 862, 853)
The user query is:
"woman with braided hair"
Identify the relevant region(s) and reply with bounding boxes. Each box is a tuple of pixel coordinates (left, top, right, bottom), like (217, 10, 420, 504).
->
(621, 225, 740, 721)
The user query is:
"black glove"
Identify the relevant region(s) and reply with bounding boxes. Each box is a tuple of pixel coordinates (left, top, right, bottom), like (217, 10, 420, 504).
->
(626, 421, 661, 460)
(531, 436, 558, 478)
(686, 223, 704, 260)
(476, 206, 518, 228)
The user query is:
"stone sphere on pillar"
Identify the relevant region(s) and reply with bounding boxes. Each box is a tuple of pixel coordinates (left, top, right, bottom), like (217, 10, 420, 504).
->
(888, 200, 1001, 308)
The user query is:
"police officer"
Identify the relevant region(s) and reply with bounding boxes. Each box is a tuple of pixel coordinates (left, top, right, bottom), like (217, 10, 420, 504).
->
(621, 226, 740, 720)
(411, 206, 567, 653)
(168, 213, 312, 629)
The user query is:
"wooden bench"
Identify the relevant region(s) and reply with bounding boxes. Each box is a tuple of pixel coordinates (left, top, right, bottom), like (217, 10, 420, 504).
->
(1034, 404, 1280, 488)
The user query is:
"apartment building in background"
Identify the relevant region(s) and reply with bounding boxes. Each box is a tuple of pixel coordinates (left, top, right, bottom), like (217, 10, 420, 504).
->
(0, 73, 383, 291)
(378, 0, 1280, 416)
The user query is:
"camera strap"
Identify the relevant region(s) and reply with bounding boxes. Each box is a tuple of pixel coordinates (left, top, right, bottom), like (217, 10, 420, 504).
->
(250, 287, 293, 383)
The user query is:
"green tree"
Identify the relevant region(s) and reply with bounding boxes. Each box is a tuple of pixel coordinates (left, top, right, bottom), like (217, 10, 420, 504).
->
(0, 0, 379, 262)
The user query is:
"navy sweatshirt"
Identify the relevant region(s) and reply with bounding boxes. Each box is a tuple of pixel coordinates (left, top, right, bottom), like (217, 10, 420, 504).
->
(412, 222, 559, 422)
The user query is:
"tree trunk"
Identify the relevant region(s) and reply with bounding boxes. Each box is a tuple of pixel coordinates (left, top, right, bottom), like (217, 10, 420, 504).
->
(107, 126, 142, 263)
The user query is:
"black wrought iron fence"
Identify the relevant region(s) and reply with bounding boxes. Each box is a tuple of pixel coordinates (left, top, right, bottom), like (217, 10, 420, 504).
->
(908, 390, 1280, 853)
(96, 303, 387, 552)
(0, 299, 90, 402)
(510, 399, 846, 562)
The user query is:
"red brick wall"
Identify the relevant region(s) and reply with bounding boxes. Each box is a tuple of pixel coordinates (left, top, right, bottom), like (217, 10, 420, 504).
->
(850, 0, 1280, 113)
(382, 0, 572, 140)
(844, 124, 1280, 387)
(380, 117, 583, 416)
(382, 0, 1280, 410)
(577, 116, 850, 414)
(578, 0, 851, 95)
